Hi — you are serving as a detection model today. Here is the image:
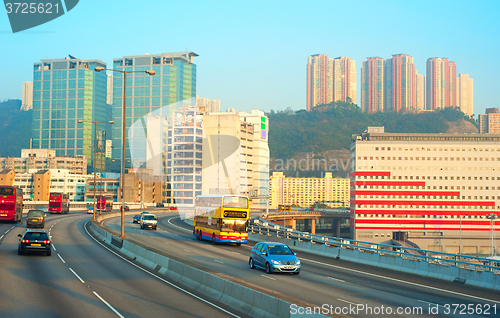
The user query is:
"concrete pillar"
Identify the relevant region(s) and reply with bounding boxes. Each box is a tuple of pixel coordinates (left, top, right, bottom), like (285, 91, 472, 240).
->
(291, 218, 296, 230)
(311, 219, 316, 235)
(336, 219, 341, 238)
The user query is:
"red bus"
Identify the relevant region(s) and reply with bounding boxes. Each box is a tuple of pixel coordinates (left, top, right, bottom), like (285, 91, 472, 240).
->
(0, 186, 23, 222)
(96, 195, 113, 212)
(49, 193, 69, 214)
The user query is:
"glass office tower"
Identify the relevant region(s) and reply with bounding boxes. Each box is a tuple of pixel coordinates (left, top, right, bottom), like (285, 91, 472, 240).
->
(111, 52, 198, 166)
(32, 58, 108, 166)
(111, 52, 198, 205)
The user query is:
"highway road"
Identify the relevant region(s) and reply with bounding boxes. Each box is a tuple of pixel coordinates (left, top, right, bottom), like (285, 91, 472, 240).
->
(104, 210, 500, 318)
(0, 212, 246, 318)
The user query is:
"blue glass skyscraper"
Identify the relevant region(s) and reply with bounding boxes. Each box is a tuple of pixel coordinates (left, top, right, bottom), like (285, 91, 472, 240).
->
(111, 52, 198, 166)
(32, 58, 108, 166)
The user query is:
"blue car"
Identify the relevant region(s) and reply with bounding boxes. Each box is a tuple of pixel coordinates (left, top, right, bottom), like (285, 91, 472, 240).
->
(133, 215, 141, 223)
(249, 242, 300, 275)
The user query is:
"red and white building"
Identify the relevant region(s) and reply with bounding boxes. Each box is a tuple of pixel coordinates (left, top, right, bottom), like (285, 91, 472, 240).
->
(350, 127, 499, 255)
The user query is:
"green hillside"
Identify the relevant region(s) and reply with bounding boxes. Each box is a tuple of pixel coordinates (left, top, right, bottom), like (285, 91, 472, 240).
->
(268, 101, 477, 159)
(0, 99, 32, 157)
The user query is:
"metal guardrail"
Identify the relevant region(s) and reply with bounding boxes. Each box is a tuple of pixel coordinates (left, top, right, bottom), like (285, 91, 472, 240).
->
(250, 218, 500, 273)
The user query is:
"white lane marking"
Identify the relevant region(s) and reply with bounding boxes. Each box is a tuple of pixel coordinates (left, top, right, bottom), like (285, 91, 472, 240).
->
(84, 221, 241, 318)
(261, 274, 276, 281)
(337, 298, 358, 305)
(52, 244, 56, 251)
(93, 291, 125, 318)
(418, 300, 441, 307)
(302, 257, 500, 304)
(184, 249, 190, 252)
(10, 226, 15, 230)
(214, 260, 224, 264)
(69, 268, 85, 283)
(57, 253, 66, 264)
(5, 230, 9, 234)
(163, 242, 169, 245)
(327, 276, 345, 282)
(167, 216, 191, 232)
(0, 235, 3, 240)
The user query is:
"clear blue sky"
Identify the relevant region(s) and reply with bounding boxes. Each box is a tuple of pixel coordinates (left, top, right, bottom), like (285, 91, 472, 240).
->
(1, 0, 499, 115)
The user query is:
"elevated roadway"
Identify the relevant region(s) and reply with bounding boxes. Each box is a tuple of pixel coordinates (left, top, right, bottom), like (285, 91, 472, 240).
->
(103, 210, 500, 318)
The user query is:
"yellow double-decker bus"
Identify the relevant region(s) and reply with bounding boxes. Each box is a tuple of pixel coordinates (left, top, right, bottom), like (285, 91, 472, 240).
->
(193, 195, 249, 246)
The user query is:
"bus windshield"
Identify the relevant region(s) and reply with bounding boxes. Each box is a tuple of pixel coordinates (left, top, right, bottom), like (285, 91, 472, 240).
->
(221, 219, 247, 232)
(222, 196, 248, 209)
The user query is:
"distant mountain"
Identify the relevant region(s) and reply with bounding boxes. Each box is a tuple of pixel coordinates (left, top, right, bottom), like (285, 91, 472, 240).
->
(268, 102, 478, 177)
(0, 99, 32, 157)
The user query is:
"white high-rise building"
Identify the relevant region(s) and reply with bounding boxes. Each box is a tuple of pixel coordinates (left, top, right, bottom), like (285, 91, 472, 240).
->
(21, 81, 33, 111)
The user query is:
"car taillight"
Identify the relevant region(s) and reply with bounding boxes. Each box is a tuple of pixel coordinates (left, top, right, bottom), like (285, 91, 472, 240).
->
(22, 239, 29, 243)
(43, 240, 50, 244)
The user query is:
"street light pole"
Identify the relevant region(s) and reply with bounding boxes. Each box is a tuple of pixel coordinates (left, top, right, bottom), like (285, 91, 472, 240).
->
(78, 119, 114, 222)
(93, 121, 97, 221)
(94, 66, 155, 239)
(459, 214, 462, 255)
(487, 213, 497, 257)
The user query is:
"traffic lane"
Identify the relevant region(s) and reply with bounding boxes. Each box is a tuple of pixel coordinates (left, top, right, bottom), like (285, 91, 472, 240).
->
(166, 214, 500, 302)
(158, 215, 500, 317)
(0, 216, 115, 318)
(106, 216, 453, 317)
(55, 214, 243, 318)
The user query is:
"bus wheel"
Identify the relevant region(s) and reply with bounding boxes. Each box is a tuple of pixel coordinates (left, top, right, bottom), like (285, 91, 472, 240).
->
(236, 243, 241, 246)
(197, 231, 201, 240)
(212, 234, 216, 244)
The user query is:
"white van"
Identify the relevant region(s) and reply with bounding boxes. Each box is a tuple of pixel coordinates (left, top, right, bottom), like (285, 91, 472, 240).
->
(140, 213, 157, 230)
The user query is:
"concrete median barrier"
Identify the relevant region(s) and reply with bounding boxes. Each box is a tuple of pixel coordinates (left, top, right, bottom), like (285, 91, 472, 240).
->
(87, 220, 329, 318)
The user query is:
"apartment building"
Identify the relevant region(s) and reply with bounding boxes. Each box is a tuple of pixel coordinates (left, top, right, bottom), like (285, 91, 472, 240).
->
(0, 149, 87, 175)
(270, 172, 349, 209)
(351, 127, 500, 255)
(307, 54, 333, 111)
(479, 108, 500, 134)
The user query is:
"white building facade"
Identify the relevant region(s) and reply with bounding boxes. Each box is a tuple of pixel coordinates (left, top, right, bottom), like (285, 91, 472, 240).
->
(351, 127, 500, 255)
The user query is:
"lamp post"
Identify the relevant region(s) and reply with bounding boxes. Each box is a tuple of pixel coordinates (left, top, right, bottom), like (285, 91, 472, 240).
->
(94, 66, 155, 238)
(487, 213, 497, 257)
(78, 120, 114, 221)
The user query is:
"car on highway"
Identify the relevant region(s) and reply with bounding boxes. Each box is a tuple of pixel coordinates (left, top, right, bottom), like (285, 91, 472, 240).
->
(169, 206, 177, 211)
(26, 209, 45, 229)
(156, 203, 164, 207)
(140, 213, 157, 230)
(133, 215, 141, 223)
(18, 229, 52, 256)
(249, 242, 300, 275)
(120, 205, 130, 212)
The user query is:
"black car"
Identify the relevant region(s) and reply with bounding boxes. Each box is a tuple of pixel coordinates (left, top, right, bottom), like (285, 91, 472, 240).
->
(26, 210, 45, 229)
(156, 203, 164, 207)
(18, 229, 52, 256)
(121, 206, 130, 212)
